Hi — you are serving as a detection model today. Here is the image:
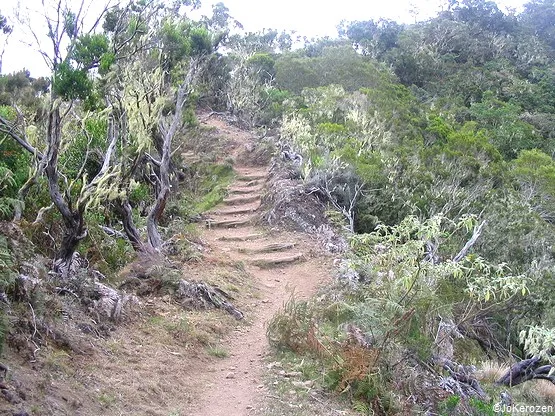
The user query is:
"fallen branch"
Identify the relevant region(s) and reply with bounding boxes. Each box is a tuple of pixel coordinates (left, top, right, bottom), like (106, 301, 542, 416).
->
(99, 225, 127, 239)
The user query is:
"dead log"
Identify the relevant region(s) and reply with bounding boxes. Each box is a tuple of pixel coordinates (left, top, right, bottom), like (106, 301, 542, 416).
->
(176, 280, 244, 320)
(497, 357, 555, 386)
(99, 225, 126, 239)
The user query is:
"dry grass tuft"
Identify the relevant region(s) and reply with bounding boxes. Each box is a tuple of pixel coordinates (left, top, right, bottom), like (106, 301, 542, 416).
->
(515, 378, 555, 404)
(533, 379, 555, 402)
(475, 360, 509, 383)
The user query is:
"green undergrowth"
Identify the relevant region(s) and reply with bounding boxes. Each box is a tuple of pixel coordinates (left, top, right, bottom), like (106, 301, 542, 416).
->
(267, 291, 555, 415)
(267, 294, 406, 415)
(266, 215, 554, 414)
(166, 161, 234, 221)
(194, 162, 234, 213)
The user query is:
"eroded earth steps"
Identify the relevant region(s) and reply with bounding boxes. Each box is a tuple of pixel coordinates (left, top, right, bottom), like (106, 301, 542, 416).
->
(187, 116, 333, 416)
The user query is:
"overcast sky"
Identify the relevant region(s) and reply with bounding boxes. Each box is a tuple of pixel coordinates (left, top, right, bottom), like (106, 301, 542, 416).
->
(1, 0, 529, 77)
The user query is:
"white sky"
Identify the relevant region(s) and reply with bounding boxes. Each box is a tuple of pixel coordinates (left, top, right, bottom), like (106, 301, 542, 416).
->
(1, 0, 529, 77)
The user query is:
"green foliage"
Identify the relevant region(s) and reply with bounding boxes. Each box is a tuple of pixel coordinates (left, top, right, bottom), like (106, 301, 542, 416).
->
(98, 52, 116, 75)
(470, 92, 543, 159)
(71, 34, 109, 70)
(161, 21, 213, 70)
(520, 326, 555, 364)
(0, 234, 14, 356)
(0, 165, 18, 219)
(405, 314, 433, 360)
(425, 115, 454, 145)
(63, 10, 77, 38)
(438, 395, 461, 415)
(128, 181, 151, 206)
(258, 87, 291, 125)
(189, 26, 213, 56)
(267, 214, 533, 411)
(77, 211, 134, 274)
(52, 61, 93, 101)
(60, 115, 108, 178)
(161, 20, 193, 68)
(522, 0, 555, 50)
(0, 71, 49, 108)
(267, 296, 314, 352)
(227, 28, 292, 54)
(0, 115, 27, 215)
(206, 345, 229, 358)
(275, 45, 388, 94)
(194, 163, 234, 213)
(101, 237, 133, 273)
(2, 3, 555, 411)
(246, 52, 275, 83)
(0, 235, 16, 293)
(163, 161, 234, 224)
(468, 398, 496, 416)
(512, 149, 555, 222)
(338, 19, 402, 59)
(351, 215, 528, 304)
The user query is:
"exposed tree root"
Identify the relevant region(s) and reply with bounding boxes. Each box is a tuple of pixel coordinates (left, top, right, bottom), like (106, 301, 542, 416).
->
(434, 356, 489, 400)
(176, 280, 244, 320)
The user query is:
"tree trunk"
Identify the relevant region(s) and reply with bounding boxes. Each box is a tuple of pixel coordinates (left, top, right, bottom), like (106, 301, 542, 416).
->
(146, 128, 171, 250)
(45, 105, 87, 273)
(115, 199, 150, 253)
(58, 213, 87, 264)
(146, 187, 168, 250)
(146, 59, 197, 251)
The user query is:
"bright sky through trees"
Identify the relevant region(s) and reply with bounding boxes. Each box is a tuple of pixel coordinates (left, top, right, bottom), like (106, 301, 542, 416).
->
(1, 0, 529, 76)
(192, 0, 527, 36)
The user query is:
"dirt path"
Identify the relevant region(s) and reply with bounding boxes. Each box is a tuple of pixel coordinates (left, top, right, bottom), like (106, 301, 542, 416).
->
(187, 115, 333, 415)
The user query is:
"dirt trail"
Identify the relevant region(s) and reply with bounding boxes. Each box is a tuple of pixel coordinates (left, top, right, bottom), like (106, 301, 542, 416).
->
(187, 115, 333, 416)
